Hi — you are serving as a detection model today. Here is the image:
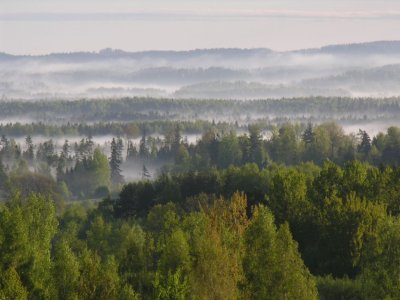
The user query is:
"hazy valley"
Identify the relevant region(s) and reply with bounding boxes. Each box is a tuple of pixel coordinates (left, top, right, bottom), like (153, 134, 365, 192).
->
(3, 41, 400, 100)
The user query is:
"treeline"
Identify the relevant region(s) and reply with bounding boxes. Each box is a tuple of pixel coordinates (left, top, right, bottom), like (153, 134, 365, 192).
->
(0, 120, 236, 137)
(2, 159, 400, 298)
(0, 122, 400, 200)
(1, 96, 400, 123)
(158, 122, 400, 170)
(0, 136, 122, 201)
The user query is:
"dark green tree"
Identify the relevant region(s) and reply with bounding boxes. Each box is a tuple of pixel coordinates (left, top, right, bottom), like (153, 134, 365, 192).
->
(357, 129, 371, 157)
(110, 138, 124, 185)
(126, 140, 138, 161)
(139, 130, 150, 160)
(23, 135, 35, 162)
(248, 125, 266, 168)
(302, 123, 315, 145)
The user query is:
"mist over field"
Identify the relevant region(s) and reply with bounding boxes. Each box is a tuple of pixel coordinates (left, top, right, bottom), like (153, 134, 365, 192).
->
(3, 41, 400, 100)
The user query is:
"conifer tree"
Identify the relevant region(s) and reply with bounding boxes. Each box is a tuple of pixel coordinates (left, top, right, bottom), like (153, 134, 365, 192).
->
(23, 135, 35, 161)
(139, 130, 150, 160)
(110, 138, 124, 185)
(357, 129, 372, 155)
(248, 125, 266, 167)
(172, 125, 182, 154)
(62, 139, 70, 159)
(302, 123, 315, 145)
(126, 140, 138, 161)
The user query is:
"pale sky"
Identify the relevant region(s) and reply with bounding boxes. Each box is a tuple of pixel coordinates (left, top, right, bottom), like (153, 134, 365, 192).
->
(1, 0, 400, 55)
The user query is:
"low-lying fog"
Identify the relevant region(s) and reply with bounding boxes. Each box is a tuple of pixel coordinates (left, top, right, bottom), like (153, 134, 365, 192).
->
(6, 119, 399, 182)
(3, 41, 400, 100)
(12, 134, 201, 155)
(9, 134, 203, 181)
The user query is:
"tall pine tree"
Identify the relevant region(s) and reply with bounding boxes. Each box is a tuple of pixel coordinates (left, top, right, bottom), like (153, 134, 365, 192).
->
(23, 135, 34, 161)
(110, 138, 124, 185)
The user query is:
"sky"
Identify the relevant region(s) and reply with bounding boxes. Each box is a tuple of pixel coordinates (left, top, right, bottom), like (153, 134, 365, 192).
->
(1, 0, 400, 55)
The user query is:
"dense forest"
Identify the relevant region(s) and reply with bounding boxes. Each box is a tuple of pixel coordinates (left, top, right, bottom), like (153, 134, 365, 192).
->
(3, 4, 400, 297)
(2, 151, 400, 298)
(1, 117, 400, 298)
(0, 121, 400, 199)
(0, 120, 400, 197)
(0, 97, 400, 125)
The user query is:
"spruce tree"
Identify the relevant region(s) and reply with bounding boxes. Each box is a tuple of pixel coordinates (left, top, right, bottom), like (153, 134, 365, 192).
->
(358, 129, 372, 155)
(117, 137, 124, 161)
(62, 140, 70, 159)
(302, 123, 315, 145)
(139, 130, 149, 160)
(248, 125, 266, 167)
(126, 140, 138, 161)
(110, 138, 124, 185)
(23, 135, 34, 161)
(84, 135, 95, 157)
(172, 125, 182, 154)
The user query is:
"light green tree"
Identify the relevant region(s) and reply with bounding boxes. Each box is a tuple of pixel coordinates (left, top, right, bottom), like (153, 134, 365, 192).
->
(359, 217, 400, 300)
(53, 240, 80, 300)
(0, 194, 58, 299)
(243, 206, 317, 300)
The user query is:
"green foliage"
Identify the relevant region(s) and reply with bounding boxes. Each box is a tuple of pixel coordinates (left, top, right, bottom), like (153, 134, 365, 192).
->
(359, 217, 400, 299)
(0, 267, 28, 300)
(2, 119, 400, 202)
(185, 212, 240, 300)
(269, 123, 302, 165)
(61, 148, 111, 199)
(7, 171, 64, 210)
(78, 249, 121, 300)
(153, 268, 189, 300)
(117, 181, 157, 218)
(248, 124, 267, 168)
(217, 131, 242, 168)
(267, 167, 310, 225)
(0, 194, 58, 299)
(53, 240, 80, 300)
(1, 97, 399, 136)
(222, 164, 267, 208)
(3, 129, 400, 300)
(243, 206, 317, 299)
(110, 137, 124, 185)
(316, 275, 362, 300)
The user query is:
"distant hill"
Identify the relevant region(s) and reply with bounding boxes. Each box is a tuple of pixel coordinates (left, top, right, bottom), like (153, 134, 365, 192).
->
(0, 48, 274, 63)
(312, 41, 400, 55)
(2, 40, 400, 60)
(2, 41, 400, 100)
(302, 64, 400, 89)
(174, 81, 350, 99)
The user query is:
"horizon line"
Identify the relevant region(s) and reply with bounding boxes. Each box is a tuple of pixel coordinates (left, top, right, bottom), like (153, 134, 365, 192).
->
(1, 40, 400, 57)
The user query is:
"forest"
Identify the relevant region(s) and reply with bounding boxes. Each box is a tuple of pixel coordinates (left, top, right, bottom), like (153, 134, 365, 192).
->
(0, 120, 400, 199)
(0, 97, 399, 125)
(1, 115, 400, 298)
(3, 1, 400, 297)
